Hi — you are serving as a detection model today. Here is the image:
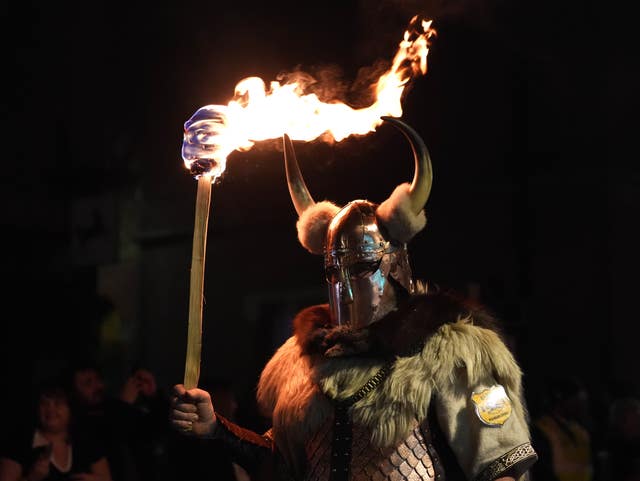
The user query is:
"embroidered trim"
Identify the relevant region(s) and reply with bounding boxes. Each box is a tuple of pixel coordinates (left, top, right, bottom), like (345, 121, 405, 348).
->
(475, 442, 538, 481)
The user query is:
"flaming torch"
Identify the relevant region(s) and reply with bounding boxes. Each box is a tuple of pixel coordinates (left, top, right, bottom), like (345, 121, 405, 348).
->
(180, 15, 436, 389)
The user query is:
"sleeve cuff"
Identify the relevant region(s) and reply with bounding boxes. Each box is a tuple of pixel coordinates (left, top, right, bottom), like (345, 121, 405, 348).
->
(212, 414, 273, 449)
(475, 443, 538, 481)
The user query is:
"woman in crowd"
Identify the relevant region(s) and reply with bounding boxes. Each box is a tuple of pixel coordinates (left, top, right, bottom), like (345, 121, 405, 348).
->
(0, 382, 112, 481)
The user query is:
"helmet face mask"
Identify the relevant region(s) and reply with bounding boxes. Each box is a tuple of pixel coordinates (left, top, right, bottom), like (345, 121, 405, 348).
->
(324, 201, 412, 328)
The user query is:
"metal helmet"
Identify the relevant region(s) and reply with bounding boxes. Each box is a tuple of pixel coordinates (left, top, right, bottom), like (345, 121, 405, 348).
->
(324, 200, 414, 328)
(285, 117, 433, 328)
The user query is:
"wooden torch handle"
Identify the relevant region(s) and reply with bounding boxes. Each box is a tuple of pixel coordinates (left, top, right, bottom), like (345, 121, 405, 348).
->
(183, 176, 213, 389)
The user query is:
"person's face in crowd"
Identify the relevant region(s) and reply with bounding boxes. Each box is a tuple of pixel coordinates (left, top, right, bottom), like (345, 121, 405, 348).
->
(133, 369, 157, 398)
(39, 393, 70, 434)
(73, 368, 105, 406)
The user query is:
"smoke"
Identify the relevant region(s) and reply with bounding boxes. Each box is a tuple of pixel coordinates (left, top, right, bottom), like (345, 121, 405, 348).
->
(272, 3, 444, 110)
(277, 65, 350, 104)
(353, 0, 502, 43)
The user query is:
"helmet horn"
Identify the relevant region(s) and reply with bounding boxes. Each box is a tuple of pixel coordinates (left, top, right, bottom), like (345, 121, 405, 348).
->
(381, 116, 433, 214)
(284, 134, 316, 216)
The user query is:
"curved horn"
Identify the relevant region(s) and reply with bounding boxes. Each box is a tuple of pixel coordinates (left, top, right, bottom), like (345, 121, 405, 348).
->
(381, 116, 433, 214)
(283, 134, 316, 216)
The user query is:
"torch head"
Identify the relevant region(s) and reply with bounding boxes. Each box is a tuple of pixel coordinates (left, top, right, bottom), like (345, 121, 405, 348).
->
(325, 200, 413, 328)
(181, 105, 231, 179)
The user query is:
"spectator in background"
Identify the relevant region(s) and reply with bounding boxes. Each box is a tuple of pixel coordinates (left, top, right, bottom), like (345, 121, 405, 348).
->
(530, 376, 594, 481)
(0, 381, 112, 481)
(67, 361, 170, 481)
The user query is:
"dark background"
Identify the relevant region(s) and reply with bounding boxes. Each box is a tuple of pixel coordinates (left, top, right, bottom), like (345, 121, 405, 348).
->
(4, 0, 638, 427)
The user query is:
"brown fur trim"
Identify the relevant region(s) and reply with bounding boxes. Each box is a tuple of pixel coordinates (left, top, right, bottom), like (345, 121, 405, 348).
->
(256, 337, 333, 478)
(293, 287, 503, 359)
(292, 304, 333, 355)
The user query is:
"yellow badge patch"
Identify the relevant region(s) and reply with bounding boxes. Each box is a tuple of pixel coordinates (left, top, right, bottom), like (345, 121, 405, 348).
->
(471, 385, 512, 427)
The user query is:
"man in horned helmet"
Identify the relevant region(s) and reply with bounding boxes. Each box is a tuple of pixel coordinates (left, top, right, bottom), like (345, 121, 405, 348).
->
(171, 117, 538, 480)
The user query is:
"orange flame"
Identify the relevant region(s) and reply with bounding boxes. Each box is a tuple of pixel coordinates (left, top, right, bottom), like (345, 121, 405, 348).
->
(182, 16, 435, 179)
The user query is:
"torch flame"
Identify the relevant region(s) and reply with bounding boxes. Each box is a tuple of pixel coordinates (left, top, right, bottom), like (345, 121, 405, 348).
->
(182, 15, 436, 180)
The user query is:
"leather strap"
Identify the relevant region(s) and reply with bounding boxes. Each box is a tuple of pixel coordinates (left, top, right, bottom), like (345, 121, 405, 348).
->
(328, 361, 393, 481)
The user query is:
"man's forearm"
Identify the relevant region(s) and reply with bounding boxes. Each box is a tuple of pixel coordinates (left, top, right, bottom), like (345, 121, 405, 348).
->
(209, 414, 274, 476)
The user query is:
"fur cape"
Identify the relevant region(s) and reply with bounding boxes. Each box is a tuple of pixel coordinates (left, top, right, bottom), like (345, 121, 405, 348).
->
(256, 285, 527, 477)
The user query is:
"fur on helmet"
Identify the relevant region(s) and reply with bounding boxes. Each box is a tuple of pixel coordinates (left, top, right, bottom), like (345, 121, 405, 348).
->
(376, 183, 427, 243)
(296, 201, 341, 254)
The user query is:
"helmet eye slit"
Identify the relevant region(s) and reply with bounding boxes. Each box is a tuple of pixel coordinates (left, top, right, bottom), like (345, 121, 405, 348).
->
(350, 261, 382, 278)
(325, 260, 382, 283)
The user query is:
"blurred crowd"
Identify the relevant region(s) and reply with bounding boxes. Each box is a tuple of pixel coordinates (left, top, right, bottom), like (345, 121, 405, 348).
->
(526, 376, 640, 481)
(0, 360, 637, 481)
(0, 361, 252, 481)
(0, 354, 640, 481)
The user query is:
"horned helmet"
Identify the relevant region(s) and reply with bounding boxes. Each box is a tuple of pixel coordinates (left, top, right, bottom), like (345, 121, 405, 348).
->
(284, 117, 433, 329)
